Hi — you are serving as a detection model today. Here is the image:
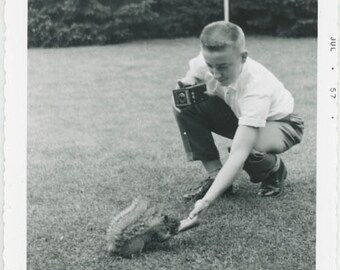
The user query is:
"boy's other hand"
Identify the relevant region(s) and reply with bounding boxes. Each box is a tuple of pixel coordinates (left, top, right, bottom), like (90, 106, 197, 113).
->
(172, 95, 181, 113)
(204, 86, 225, 100)
(176, 80, 187, 89)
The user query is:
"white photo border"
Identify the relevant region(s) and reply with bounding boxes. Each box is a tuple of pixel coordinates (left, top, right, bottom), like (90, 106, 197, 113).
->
(316, 0, 339, 269)
(3, 0, 27, 269)
(2, 0, 339, 269)
(1, 0, 5, 268)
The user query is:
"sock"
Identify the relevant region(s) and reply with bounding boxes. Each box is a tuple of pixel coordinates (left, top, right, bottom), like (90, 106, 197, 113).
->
(271, 155, 280, 172)
(202, 159, 222, 179)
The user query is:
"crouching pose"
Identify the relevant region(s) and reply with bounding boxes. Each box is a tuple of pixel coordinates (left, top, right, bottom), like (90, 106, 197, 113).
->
(172, 21, 304, 219)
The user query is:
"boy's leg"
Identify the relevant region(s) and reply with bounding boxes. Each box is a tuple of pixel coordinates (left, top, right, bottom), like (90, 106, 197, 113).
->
(173, 96, 238, 200)
(243, 152, 285, 196)
(243, 114, 304, 196)
(254, 114, 304, 154)
(173, 95, 238, 162)
(174, 94, 304, 197)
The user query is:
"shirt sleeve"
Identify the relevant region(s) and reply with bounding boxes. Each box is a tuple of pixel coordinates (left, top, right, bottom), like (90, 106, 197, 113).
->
(181, 52, 208, 85)
(238, 93, 271, 128)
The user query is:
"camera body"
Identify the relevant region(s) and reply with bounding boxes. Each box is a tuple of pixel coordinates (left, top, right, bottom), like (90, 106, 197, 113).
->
(172, 83, 208, 107)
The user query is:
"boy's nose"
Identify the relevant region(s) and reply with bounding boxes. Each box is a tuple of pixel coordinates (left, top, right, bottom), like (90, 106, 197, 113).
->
(212, 69, 222, 79)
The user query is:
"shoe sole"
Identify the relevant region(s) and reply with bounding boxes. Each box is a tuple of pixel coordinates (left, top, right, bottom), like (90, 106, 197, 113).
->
(182, 181, 213, 201)
(259, 159, 287, 197)
(183, 184, 234, 201)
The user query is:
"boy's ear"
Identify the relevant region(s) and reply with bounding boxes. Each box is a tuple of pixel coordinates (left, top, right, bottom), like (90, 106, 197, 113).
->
(241, 51, 248, 63)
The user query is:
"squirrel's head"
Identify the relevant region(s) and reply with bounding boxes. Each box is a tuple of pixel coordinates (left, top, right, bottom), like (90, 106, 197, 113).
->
(151, 215, 181, 242)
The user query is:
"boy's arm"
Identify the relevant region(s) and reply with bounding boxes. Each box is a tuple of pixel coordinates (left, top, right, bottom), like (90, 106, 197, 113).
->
(173, 53, 207, 111)
(180, 52, 207, 85)
(189, 125, 259, 218)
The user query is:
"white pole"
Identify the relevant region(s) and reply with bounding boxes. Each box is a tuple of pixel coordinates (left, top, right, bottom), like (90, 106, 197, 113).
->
(224, 0, 229, 21)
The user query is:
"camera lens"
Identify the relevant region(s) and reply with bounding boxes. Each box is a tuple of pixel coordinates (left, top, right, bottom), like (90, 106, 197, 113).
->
(178, 93, 186, 103)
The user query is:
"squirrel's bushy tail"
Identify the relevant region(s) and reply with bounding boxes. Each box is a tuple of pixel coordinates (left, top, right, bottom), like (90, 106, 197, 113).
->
(107, 198, 149, 254)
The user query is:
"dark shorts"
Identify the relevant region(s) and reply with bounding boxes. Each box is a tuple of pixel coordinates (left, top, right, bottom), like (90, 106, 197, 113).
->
(173, 96, 304, 161)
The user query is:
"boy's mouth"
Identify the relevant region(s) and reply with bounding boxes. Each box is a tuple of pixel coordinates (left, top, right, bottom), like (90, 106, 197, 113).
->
(218, 78, 229, 84)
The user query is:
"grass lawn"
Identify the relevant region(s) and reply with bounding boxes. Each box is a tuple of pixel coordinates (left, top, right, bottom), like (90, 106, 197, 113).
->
(28, 36, 316, 270)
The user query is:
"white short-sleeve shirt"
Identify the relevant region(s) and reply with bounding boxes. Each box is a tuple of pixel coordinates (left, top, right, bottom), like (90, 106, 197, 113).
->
(181, 53, 294, 128)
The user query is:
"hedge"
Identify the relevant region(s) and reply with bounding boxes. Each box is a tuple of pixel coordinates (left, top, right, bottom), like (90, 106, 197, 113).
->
(28, 0, 158, 47)
(230, 0, 317, 37)
(28, 0, 317, 48)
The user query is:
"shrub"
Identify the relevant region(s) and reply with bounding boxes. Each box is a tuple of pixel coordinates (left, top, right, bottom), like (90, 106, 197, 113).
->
(230, 0, 317, 37)
(149, 0, 224, 38)
(28, 0, 317, 47)
(28, 0, 158, 47)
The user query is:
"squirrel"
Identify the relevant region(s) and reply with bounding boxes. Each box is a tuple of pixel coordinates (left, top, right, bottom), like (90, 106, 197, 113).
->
(107, 198, 180, 258)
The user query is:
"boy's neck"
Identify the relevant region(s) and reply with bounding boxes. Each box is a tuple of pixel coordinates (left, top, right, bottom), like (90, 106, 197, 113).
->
(223, 62, 245, 88)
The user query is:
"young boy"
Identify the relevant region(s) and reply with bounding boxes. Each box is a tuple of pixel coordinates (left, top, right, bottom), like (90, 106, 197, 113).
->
(172, 21, 304, 220)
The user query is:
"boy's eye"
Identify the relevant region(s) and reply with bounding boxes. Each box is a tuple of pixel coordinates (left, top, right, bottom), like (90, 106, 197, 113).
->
(208, 65, 228, 69)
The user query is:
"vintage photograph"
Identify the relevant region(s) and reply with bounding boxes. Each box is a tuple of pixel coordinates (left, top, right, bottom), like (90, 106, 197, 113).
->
(23, 0, 321, 269)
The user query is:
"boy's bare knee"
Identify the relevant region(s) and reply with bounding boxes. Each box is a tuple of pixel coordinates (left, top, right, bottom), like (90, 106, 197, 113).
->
(250, 148, 265, 155)
(253, 141, 285, 154)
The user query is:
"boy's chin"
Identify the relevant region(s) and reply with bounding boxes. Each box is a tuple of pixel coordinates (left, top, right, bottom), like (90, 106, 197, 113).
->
(219, 77, 238, 87)
(219, 80, 231, 86)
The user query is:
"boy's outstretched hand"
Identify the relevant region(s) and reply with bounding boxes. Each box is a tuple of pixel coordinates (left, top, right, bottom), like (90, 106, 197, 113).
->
(177, 199, 211, 233)
(189, 199, 211, 219)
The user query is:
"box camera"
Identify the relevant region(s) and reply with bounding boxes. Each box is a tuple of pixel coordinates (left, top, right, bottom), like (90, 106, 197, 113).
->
(173, 83, 208, 107)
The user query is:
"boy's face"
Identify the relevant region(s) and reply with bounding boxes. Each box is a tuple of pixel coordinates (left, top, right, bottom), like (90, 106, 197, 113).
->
(202, 47, 247, 86)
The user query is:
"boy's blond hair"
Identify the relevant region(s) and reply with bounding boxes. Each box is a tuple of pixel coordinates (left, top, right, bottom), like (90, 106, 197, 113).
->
(200, 21, 246, 52)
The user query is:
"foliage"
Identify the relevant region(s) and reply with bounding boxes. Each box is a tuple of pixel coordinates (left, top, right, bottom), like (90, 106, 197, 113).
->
(28, 0, 158, 47)
(230, 0, 317, 36)
(28, 0, 317, 47)
(149, 0, 224, 38)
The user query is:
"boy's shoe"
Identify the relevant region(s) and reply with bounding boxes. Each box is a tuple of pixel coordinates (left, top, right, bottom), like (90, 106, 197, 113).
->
(258, 158, 287, 197)
(183, 177, 234, 201)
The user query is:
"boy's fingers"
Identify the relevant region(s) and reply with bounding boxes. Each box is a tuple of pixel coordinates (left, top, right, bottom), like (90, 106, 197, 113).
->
(189, 210, 197, 219)
(204, 90, 214, 96)
(172, 96, 181, 112)
(189, 199, 209, 219)
(178, 216, 199, 233)
(177, 81, 184, 88)
(189, 205, 199, 219)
